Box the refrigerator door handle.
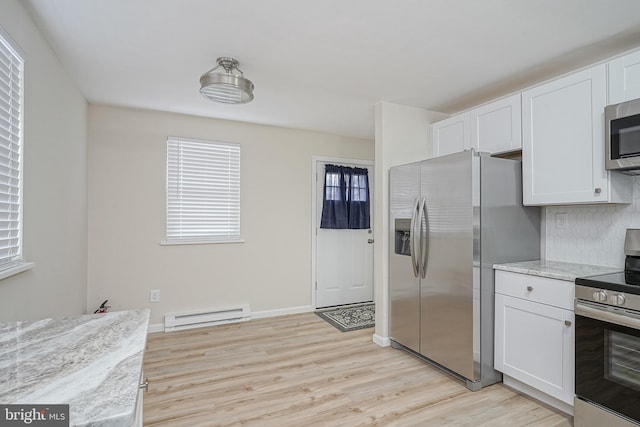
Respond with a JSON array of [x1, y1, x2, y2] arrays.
[[409, 197, 420, 278], [416, 198, 424, 278], [419, 197, 429, 279]]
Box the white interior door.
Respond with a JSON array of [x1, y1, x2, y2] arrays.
[[315, 161, 374, 308]]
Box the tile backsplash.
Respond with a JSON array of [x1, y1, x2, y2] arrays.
[[545, 176, 640, 268]]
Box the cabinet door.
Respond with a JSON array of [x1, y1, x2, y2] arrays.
[[470, 94, 522, 154], [522, 64, 607, 205], [431, 113, 470, 157], [609, 50, 640, 104], [495, 294, 574, 405]]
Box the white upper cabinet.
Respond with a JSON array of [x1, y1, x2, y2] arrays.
[[522, 63, 631, 205], [470, 94, 522, 154], [431, 112, 470, 157], [609, 50, 640, 104], [432, 95, 521, 158]]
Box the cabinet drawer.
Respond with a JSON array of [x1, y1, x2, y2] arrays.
[[495, 270, 574, 310]]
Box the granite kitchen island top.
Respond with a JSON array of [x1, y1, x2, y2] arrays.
[[493, 259, 622, 281], [0, 309, 149, 427]]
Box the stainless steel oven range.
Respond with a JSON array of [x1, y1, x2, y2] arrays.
[[574, 229, 640, 427]]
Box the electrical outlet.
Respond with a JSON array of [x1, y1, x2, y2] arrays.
[[149, 289, 160, 303], [556, 212, 569, 229]]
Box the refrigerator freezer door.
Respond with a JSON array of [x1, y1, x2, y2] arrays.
[[389, 163, 421, 353], [420, 151, 478, 381]]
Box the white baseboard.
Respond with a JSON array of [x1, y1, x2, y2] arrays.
[[251, 305, 314, 319], [373, 334, 391, 347], [502, 375, 573, 416], [148, 305, 314, 334], [148, 323, 164, 334]]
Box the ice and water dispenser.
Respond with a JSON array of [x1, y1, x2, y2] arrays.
[[394, 218, 412, 256]]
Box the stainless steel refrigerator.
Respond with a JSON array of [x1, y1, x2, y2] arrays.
[[389, 149, 540, 391]]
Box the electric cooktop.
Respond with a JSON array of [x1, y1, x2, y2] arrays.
[[575, 272, 640, 295]]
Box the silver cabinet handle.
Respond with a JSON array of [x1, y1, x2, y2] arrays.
[[526, 286, 533, 292], [367, 239, 374, 244], [595, 187, 602, 194], [139, 377, 149, 392], [564, 320, 572, 327]]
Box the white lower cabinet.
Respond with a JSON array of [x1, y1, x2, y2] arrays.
[[494, 271, 574, 408], [495, 294, 574, 404]]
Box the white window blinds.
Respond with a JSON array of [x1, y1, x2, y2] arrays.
[[0, 29, 24, 269], [166, 137, 241, 243]]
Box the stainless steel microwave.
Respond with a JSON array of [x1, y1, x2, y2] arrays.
[[606, 97, 640, 174]]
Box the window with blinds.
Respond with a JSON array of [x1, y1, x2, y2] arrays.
[[166, 137, 241, 243], [0, 28, 25, 272]]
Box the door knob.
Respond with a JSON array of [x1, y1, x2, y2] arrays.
[[368, 239, 374, 244]]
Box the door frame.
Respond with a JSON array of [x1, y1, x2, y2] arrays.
[[311, 155, 375, 309]]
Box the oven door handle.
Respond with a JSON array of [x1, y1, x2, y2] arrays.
[[576, 301, 640, 331]]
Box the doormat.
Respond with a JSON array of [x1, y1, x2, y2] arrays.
[[315, 303, 375, 332]]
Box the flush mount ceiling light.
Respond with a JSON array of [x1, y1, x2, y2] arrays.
[[199, 57, 254, 104]]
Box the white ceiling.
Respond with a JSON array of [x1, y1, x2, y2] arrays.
[[22, 0, 640, 140]]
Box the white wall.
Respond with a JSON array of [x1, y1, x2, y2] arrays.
[[0, 0, 88, 322], [373, 102, 447, 344], [545, 176, 640, 267], [87, 105, 373, 326]]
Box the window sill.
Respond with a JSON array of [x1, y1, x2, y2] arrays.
[[0, 261, 34, 281], [160, 239, 245, 246]]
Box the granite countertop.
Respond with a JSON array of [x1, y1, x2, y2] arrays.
[[493, 260, 622, 282], [0, 309, 149, 427]]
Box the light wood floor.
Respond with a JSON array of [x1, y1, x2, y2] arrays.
[[143, 313, 572, 426]]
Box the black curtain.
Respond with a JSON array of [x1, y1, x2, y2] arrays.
[[320, 164, 370, 229]]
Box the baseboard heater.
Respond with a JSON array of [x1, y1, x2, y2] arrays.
[[164, 305, 251, 332]]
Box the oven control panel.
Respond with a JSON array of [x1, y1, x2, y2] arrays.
[[591, 290, 627, 305], [577, 285, 640, 311]]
